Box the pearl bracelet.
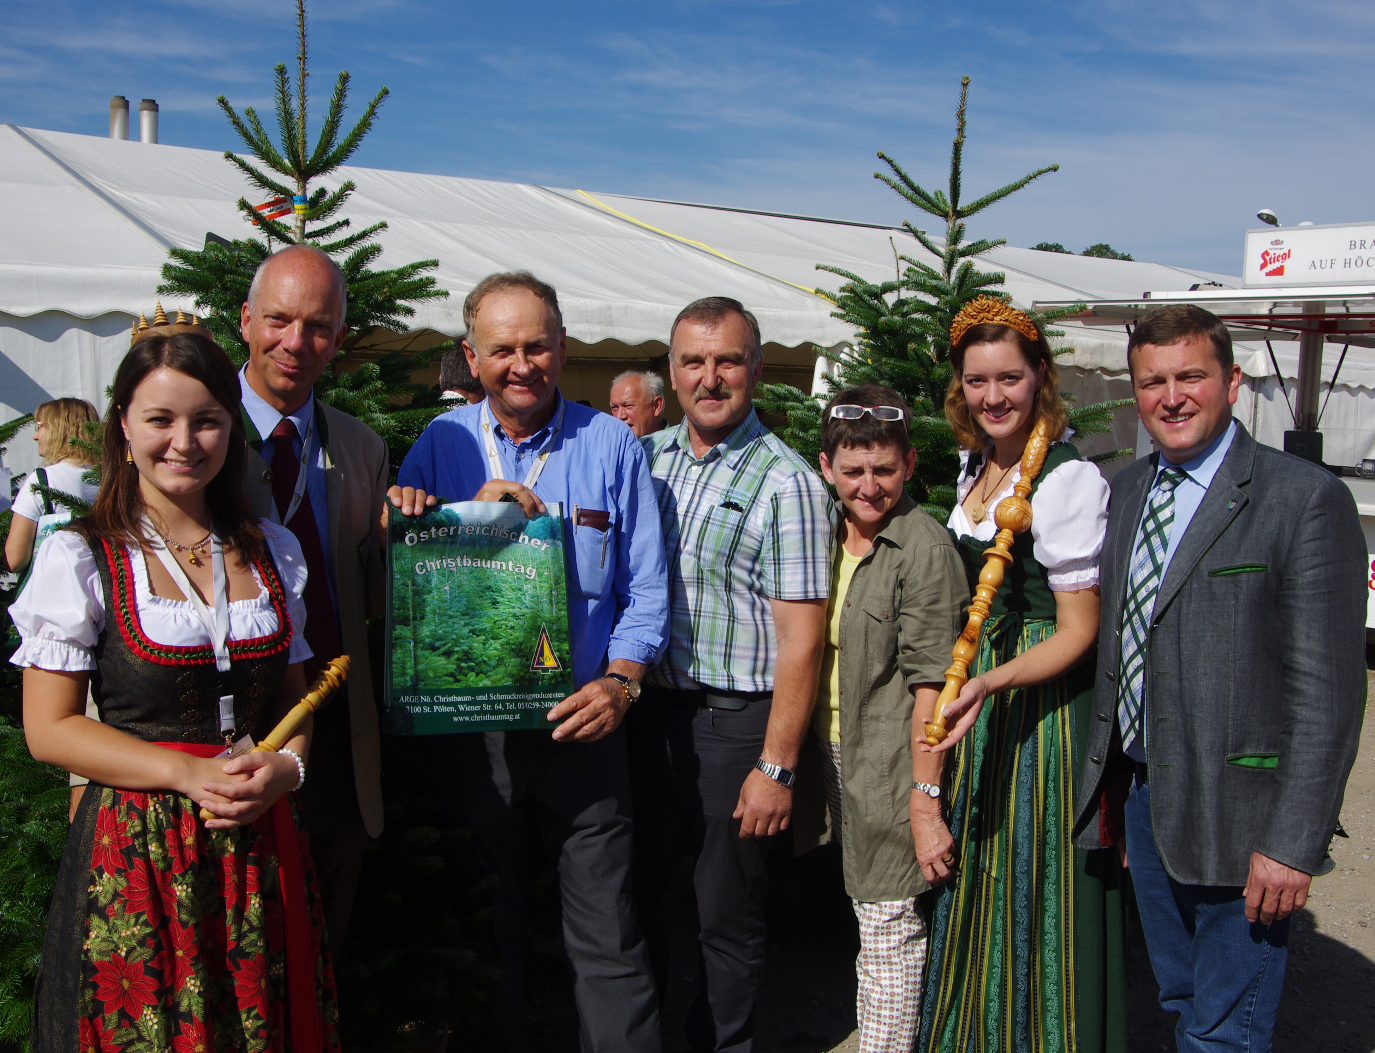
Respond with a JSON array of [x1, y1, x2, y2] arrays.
[[280, 748, 306, 791]]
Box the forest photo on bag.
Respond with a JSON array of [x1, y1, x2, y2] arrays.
[[385, 502, 573, 735]]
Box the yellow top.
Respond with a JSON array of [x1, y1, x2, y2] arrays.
[[813, 544, 865, 744]]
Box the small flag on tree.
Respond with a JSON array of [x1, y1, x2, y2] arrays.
[[251, 196, 292, 223]]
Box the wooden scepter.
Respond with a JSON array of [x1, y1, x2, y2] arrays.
[[199, 655, 350, 820], [923, 418, 1054, 746]]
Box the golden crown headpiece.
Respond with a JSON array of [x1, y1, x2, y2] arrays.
[[949, 296, 1040, 349], [130, 303, 213, 348]]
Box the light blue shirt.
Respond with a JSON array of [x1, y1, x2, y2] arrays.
[[238, 370, 337, 608], [1123, 418, 1237, 759], [397, 392, 670, 689], [1151, 419, 1237, 575]]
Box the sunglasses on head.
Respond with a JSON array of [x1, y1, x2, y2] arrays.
[[827, 404, 906, 422]]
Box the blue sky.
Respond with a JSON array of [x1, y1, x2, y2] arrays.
[[2, 0, 1372, 274]]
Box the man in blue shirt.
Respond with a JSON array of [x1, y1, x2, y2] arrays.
[[391, 271, 668, 1053]]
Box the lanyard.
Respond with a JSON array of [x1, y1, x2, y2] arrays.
[[480, 399, 565, 492], [271, 411, 314, 528], [146, 525, 236, 738]]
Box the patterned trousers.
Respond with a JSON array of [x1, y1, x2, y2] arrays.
[[853, 898, 928, 1053], [820, 738, 929, 1052]]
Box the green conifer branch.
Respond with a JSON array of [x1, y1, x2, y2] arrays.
[[222, 153, 294, 200], [959, 165, 1059, 218], [272, 64, 304, 173], [948, 76, 969, 214], [315, 86, 389, 173], [874, 153, 946, 217]]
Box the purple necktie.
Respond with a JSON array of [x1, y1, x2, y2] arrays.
[[269, 416, 341, 682]]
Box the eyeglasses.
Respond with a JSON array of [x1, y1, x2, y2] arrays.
[[827, 404, 906, 422]]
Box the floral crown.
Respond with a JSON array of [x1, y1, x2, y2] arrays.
[[949, 296, 1039, 349]]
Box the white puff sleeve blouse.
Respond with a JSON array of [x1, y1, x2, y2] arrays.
[[947, 445, 1110, 592], [10, 523, 313, 671]]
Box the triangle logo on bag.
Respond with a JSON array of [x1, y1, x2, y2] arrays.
[[530, 627, 562, 672]]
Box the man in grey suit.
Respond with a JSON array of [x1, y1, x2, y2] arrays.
[[1074, 304, 1366, 1052], [240, 244, 390, 950]]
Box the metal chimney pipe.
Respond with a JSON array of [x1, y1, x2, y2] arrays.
[[138, 99, 158, 144], [109, 96, 129, 140]]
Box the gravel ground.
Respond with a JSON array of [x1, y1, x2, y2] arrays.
[[507, 677, 1375, 1053]]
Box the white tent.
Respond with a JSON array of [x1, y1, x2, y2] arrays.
[[3, 124, 1371, 478]]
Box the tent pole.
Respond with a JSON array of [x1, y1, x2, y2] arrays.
[[1293, 302, 1325, 432]]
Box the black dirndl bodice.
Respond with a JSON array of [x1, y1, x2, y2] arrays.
[[87, 535, 293, 743]]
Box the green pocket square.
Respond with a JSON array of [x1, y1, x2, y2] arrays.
[[1227, 753, 1279, 769], [1208, 563, 1270, 577]]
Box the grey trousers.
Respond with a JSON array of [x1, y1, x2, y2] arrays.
[[629, 689, 774, 1053], [430, 725, 660, 1053]]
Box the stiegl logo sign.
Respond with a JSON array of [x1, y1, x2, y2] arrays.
[[1244, 223, 1375, 287]]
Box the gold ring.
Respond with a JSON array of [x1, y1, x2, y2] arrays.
[[941, 855, 954, 864]]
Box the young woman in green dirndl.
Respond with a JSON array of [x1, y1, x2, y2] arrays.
[[917, 297, 1128, 1053]]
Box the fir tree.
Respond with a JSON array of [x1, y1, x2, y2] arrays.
[[757, 76, 1130, 513], [157, 0, 451, 471]]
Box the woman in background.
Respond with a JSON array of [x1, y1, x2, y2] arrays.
[[5, 397, 101, 573]]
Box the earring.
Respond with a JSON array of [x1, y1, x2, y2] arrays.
[[126, 448, 134, 464]]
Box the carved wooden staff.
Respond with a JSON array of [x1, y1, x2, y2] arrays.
[[199, 655, 350, 820], [924, 418, 1054, 746]]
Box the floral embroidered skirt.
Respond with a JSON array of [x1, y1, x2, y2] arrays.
[[32, 783, 340, 1053]]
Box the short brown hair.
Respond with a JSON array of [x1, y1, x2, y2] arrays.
[[34, 398, 100, 467], [463, 271, 562, 336], [439, 347, 481, 393], [821, 385, 911, 459], [670, 297, 762, 369], [77, 333, 265, 561], [1128, 304, 1233, 372], [945, 321, 1068, 450]]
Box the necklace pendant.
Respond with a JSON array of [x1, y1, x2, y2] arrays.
[[968, 500, 986, 524], [188, 553, 201, 566]]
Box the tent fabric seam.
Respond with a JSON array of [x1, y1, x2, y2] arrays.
[[6, 124, 174, 252]]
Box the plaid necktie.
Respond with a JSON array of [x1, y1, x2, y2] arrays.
[[1117, 466, 1187, 754]]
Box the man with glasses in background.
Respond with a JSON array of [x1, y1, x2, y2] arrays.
[[630, 296, 833, 1053]]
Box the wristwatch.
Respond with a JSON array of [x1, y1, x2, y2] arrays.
[[754, 758, 796, 788], [604, 672, 641, 704], [911, 781, 942, 799]]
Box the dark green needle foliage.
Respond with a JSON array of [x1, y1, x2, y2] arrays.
[[757, 77, 1130, 516], [0, 414, 70, 1050], [157, 0, 450, 473]]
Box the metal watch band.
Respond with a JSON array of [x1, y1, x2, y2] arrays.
[[911, 781, 941, 799], [754, 758, 796, 788]]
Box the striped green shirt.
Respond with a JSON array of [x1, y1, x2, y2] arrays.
[[645, 411, 836, 693]]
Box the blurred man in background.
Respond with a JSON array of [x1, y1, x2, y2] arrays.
[[609, 369, 666, 437]]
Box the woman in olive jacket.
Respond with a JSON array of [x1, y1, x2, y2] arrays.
[[811, 384, 969, 1053]]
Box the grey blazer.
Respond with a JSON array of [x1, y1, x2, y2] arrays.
[[244, 400, 390, 838], [1073, 423, 1367, 885]]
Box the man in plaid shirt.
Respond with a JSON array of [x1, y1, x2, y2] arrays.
[[630, 296, 834, 1053]]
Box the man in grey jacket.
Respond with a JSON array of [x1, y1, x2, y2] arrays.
[[1073, 304, 1366, 1052]]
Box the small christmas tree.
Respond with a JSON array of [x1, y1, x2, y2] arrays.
[[157, 0, 451, 471], [758, 77, 1129, 513]]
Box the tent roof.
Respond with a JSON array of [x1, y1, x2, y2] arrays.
[[4, 124, 1370, 387], [0, 125, 848, 348]]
